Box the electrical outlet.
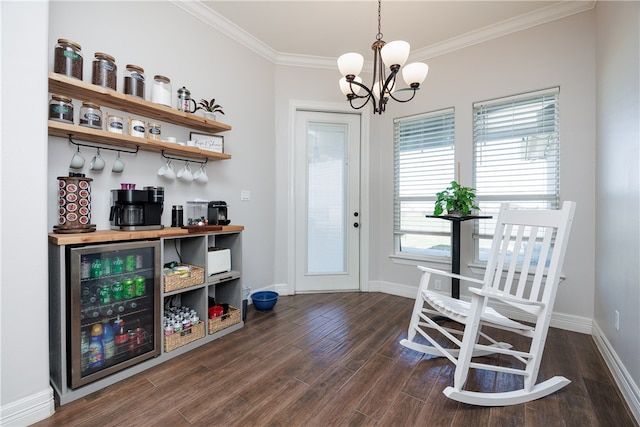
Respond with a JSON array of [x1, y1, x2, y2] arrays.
[[434, 279, 442, 290], [615, 310, 620, 331]]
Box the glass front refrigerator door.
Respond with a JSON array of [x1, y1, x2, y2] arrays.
[[68, 240, 161, 389]]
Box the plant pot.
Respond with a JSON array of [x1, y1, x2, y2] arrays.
[[203, 111, 217, 121]]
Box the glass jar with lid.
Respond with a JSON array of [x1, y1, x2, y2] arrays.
[[150, 75, 171, 107], [79, 102, 103, 129], [54, 39, 83, 80], [147, 122, 161, 140], [48, 94, 74, 124], [91, 52, 117, 90], [124, 64, 145, 98]]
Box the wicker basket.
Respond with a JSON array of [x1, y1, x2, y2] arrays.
[[163, 264, 204, 292], [208, 306, 241, 335], [164, 321, 205, 352]]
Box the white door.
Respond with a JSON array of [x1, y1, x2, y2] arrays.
[[294, 111, 361, 292]]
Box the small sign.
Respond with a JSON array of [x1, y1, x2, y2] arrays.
[[190, 132, 224, 153]]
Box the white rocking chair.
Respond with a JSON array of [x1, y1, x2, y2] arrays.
[[400, 201, 576, 406]]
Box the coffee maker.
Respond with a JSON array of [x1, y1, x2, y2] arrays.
[[109, 186, 164, 230]]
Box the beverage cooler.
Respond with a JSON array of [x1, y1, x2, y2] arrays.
[[67, 240, 161, 388]]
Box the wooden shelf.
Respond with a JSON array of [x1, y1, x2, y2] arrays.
[[49, 72, 231, 133], [48, 120, 231, 161], [48, 225, 245, 246], [48, 72, 232, 161]]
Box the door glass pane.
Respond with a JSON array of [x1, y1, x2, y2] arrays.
[[306, 122, 348, 274]]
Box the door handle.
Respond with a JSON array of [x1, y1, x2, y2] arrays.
[[353, 222, 359, 228]]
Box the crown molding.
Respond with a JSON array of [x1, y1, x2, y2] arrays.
[[409, 0, 597, 62], [171, 0, 596, 70], [169, 0, 278, 63]]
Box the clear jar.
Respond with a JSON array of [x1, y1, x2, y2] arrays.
[[128, 117, 146, 138], [106, 114, 124, 134], [92, 52, 117, 90], [151, 75, 171, 106], [48, 94, 74, 124], [124, 64, 145, 98], [54, 39, 83, 80], [79, 102, 102, 129], [147, 122, 161, 140]]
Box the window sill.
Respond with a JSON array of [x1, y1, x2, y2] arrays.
[[389, 253, 451, 268]]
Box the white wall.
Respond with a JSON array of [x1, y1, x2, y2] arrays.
[[595, 0, 640, 409], [1, 1, 55, 425]]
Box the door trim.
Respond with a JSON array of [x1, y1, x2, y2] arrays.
[[287, 100, 371, 295]]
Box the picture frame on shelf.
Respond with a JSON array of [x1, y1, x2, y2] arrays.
[[190, 132, 224, 153]]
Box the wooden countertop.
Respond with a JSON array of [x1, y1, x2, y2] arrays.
[[48, 225, 244, 246]]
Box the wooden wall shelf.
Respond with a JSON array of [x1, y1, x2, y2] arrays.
[[48, 72, 232, 161]]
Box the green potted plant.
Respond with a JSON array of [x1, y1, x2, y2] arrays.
[[434, 180, 480, 216], [196, 98, 225, 120]]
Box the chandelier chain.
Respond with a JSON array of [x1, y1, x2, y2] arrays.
[[376, 0, 383, 41]]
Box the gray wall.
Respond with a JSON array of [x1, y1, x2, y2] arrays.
[[370, 11, 597, 325], [595, 0, 640, 402], [46, 1, 277, 293], [1, 1, 639, 424], [1, 1, 53, 424]]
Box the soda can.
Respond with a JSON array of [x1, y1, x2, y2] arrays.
[[113, 257, 124, 274], [81, 258, 91, 279], [125, 255, 136, 272], [102, 257, 112, 275], [136, 254, 144, 269], [134, 276, 146, 297], [123, 279, 136, 299], [98, 284, 111, 305], [111, 281, 123, 301], [91, 258, 103, 278]]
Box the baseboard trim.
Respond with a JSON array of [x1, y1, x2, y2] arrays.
[[592, 322, 640, 424], [0, 387, 54, 426]]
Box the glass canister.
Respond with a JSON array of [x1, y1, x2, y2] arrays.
[[54, 38, 83, 80], [92, 52, 117, 90], [48, 94, 74, 124], [79, 102, 103, 129], [124, 64, 145, 98], [147, 122, 161, 140], [128, 117, 146, 138], [106, 114, 124, 134], [151, 75, 171, 106]]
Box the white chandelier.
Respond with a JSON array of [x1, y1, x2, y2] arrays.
[[337, 0, 429, 115]]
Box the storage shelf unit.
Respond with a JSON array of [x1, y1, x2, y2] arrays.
[[49, 227, 243, 404], [47, 72, 231, 161]]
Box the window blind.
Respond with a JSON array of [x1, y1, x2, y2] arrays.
[[394, 108, 455, 256], [473, 88, 560, 261]]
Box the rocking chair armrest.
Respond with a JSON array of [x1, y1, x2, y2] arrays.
[[469, 287, 545, 307], [417, 265, 485, 286]]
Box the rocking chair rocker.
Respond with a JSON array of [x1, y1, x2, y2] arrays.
[[400, 201, 576, 406]]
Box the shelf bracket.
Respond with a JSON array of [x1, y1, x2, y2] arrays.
[[161, 150, 208, 166], [68, 134, 139, 155]]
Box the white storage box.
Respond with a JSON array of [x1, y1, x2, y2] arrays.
[[208, 247, 231, 275]]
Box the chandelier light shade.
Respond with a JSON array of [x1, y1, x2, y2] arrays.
[[337, 0, 429, 114]]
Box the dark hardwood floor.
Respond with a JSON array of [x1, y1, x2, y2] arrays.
[[34, 292, 637, 427]]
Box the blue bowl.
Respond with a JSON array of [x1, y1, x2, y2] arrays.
[[251, 291, 279, 311]]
